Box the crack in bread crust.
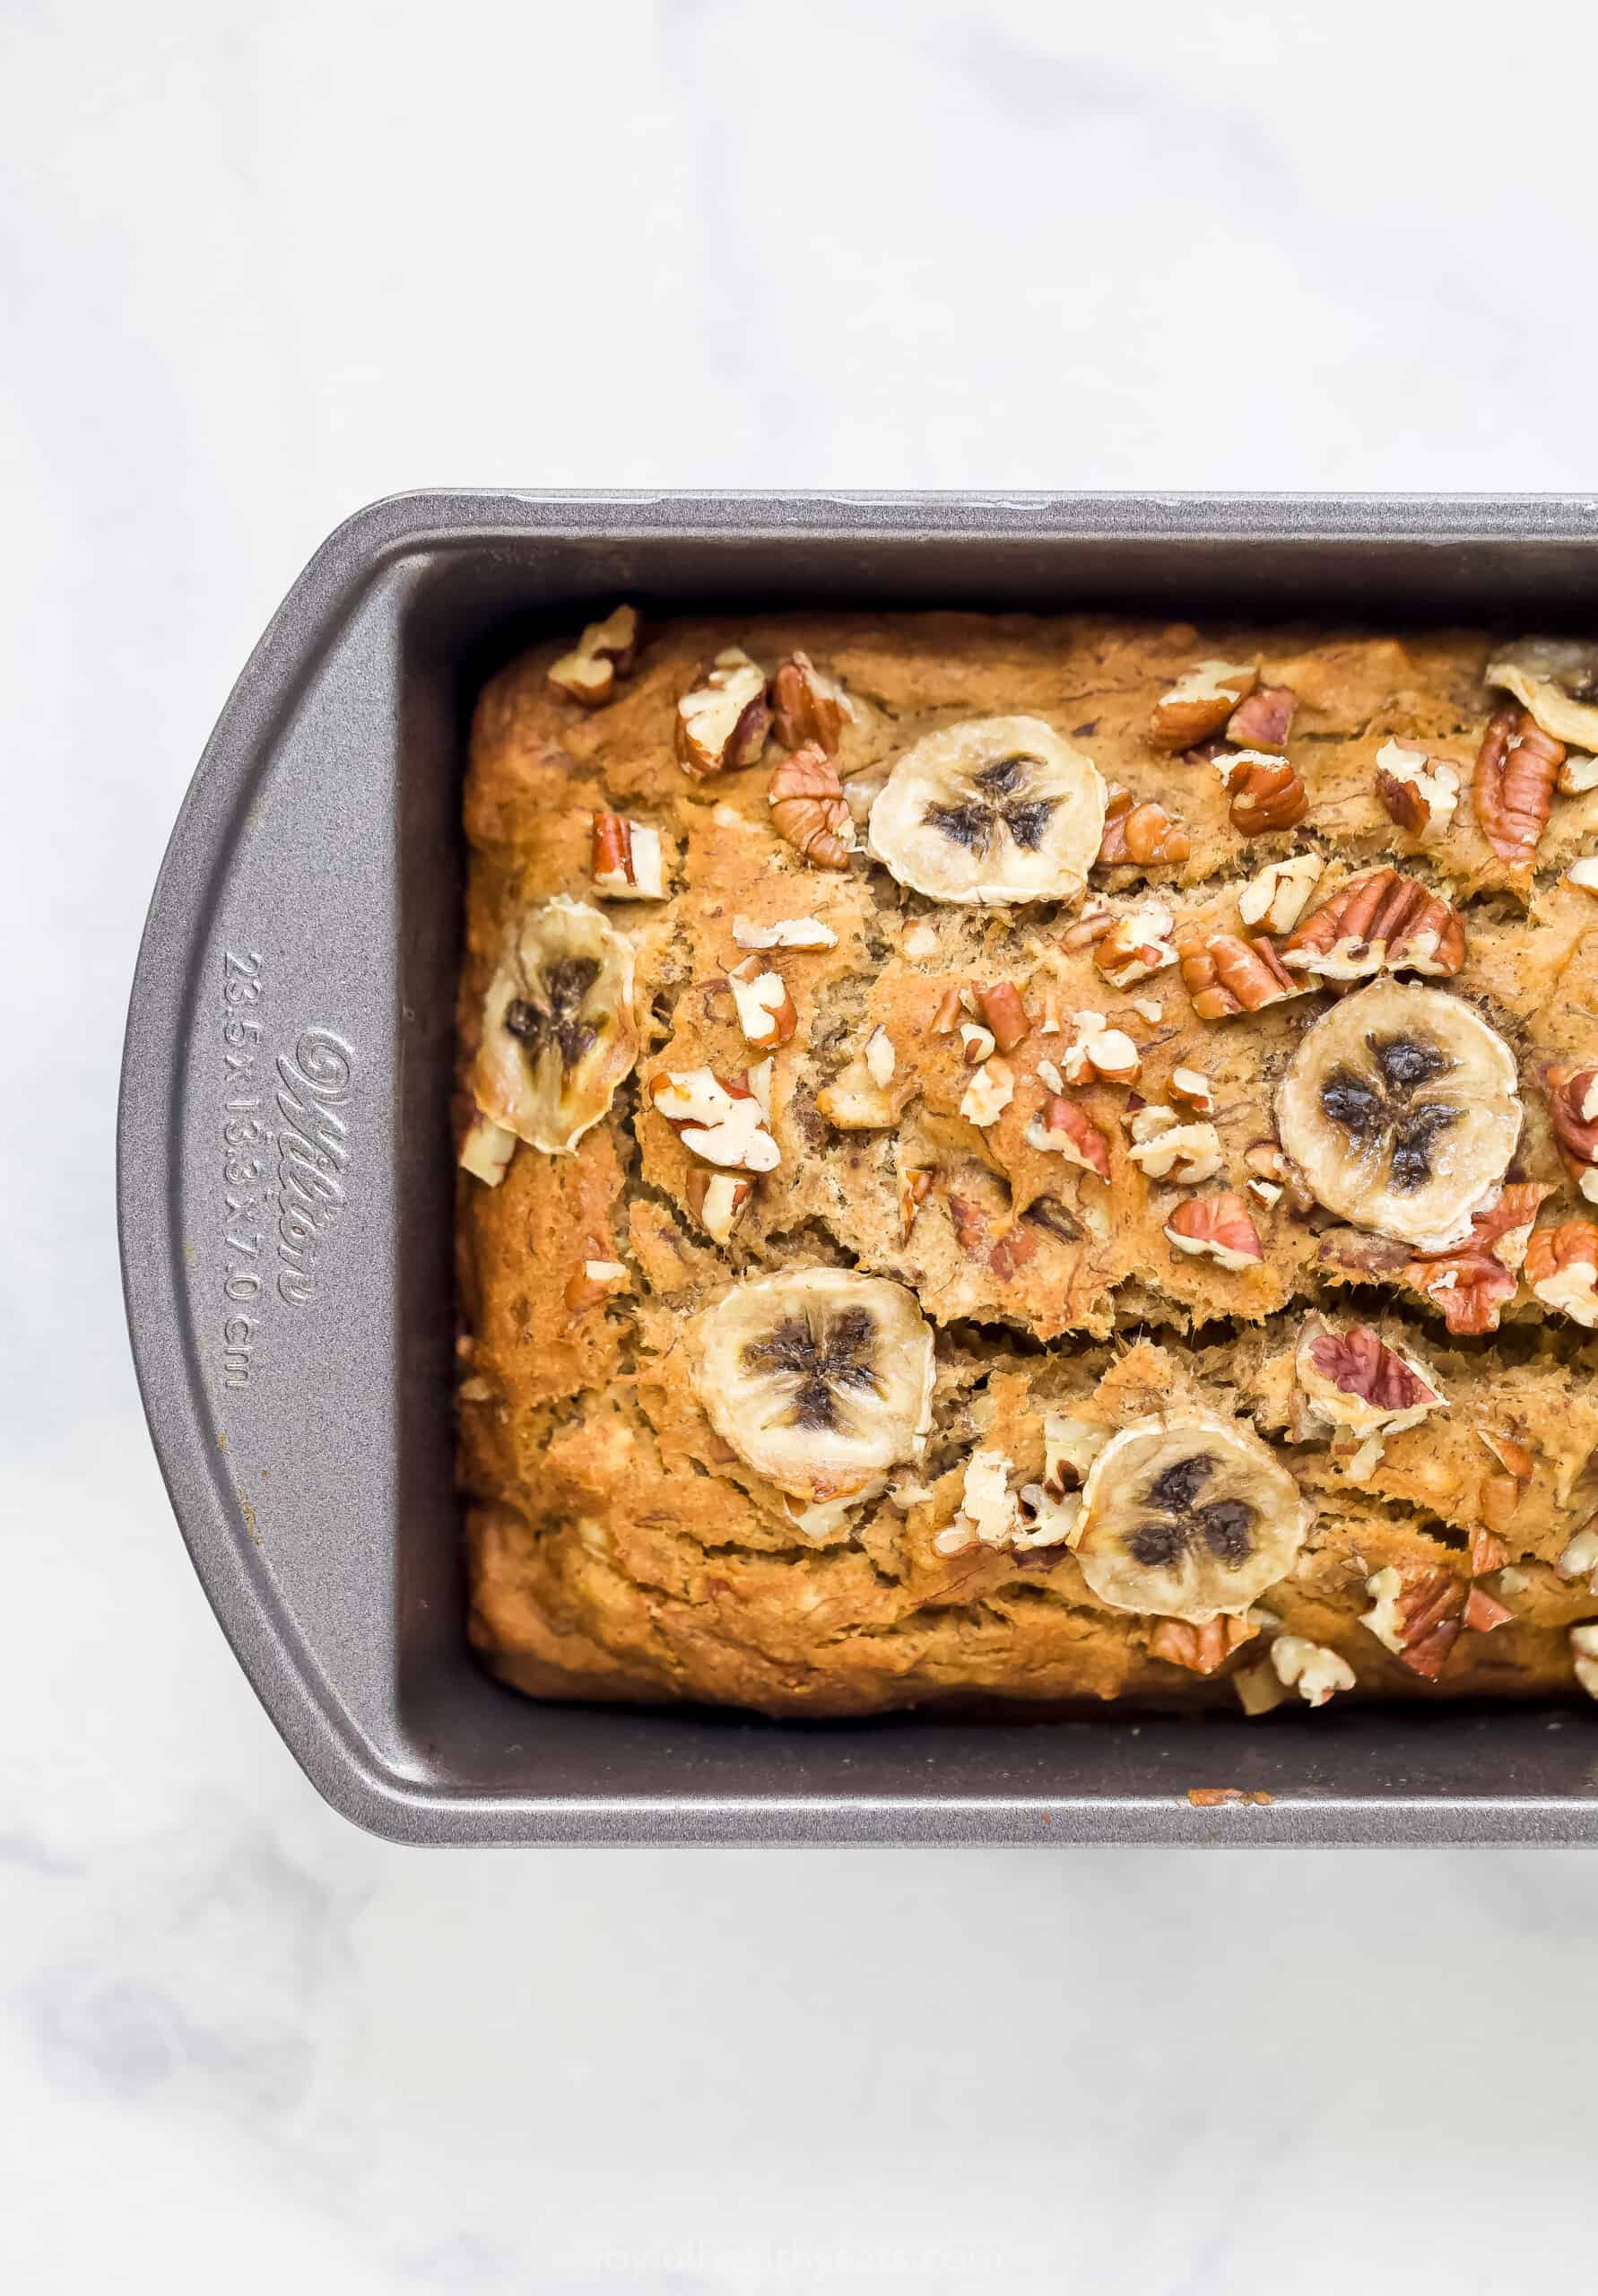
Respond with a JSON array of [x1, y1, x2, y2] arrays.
[[458, 612, 1598, 1717]]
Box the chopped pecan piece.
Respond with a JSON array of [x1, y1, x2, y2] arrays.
[[726, 957, 798, 1048], [960, 1058, 1014, 1129], [1237, 851, 1323, 934], [1544, 1065, 1598, 1205], [1128, 1108, 1224, 1186], [988, 1223, 1040, 1282], [563, 1256, 630, 1311], [1375, 741, 1460, 842], [458, 1110, 517, 1187], [1524, 1217, 1598, 1326], [1476, 1427, 1533, 1535], [1361, 1562, 1467, 1679], [1319, 1184, 1550, 1335], [1472, 705, 1562, 866], [731, 913, 837, 950], [766, 744, 855, 868], [591, 811, 667, 900], [684, 1166, 755, 1244], [1270, 1634, 1356, 1707], [1149, 1614, 1259, 1674], [1215, 748, 1309, 837], [1059, 1011, 1140, 1085], [1093, 902, 1178, 988], [977, 981, 1031, 1054], [1058, 909, 1116, 952], [1572, 1624, 1598, 1700], [1469, 1527, 1511, 1576], [1177, 928, 1301, 1020], [650, 1067, 779, 1171], [1225, 683, 1295, 752], [898, 1165, 936, 1241], [769, 650, 855, 753], [1463, 1584, 1514, 1634], [547, 604, 641, 706], [946, 1192, 989, 1251], [1559, 1525, 1598, 1588], [1479, 1475, 1524, 1536], [675, 648, 770, 777], [1169, 1066, 1215, 1116], [1097, 789, 1191, 867], [1164, 1191, 1264, 1270], [1280, 867, 1465, 981], [1023, 1093, 1111, 1178], [1150, 659, 1257, 750]]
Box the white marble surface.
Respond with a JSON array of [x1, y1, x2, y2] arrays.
[[5, 1, 1598, 2288]]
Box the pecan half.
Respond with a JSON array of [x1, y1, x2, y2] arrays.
[[767, 743, 855, 868], [1150, 660, 1257, 750], [1545, 1064, 1598, 1204], [675, 648, 770, 777], [1375, 741, 1460, 842], [1023, 1093, 1111, 1178], [1177, 928, 1302, 1020], [1097, 789, 1191, 867], [1215, 749, 1309, 837], [769, 651, 855, 753], [1524, 1217, 1598, 1326], [1298, 1321, 1441, 1427], [1361, 1562, 1467, 1679], [1472, 705, 1562, 866], [1225, 683, 1295, 752], [1279, 867, 1464, 981], [1164, 1191, 1264, 1270], [547, 604, 641, 706], [1149, 1614, 1259, 1674]]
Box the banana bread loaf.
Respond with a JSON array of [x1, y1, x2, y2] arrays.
[[455, 609, 1598, 1716]]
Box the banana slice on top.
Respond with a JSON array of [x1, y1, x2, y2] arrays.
[[868, 716, 1107, 906], [1075, 1411, 1312, 1622], [472, 895, 639, 1154], [1486, 638, 1598, 752], [694, 1268, 936, 1503], [1275, 979, 1521, 1253]]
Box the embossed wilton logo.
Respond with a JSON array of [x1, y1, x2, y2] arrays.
[[274, 1028, 353, 1306]]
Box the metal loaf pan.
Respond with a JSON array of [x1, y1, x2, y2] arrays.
[[118, 491, 1598, 1845]]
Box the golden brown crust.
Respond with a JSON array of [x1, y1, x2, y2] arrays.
[[456, 612, 1598, 1717]]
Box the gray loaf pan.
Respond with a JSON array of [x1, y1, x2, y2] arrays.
[[118, 490, 1598, 1845]]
